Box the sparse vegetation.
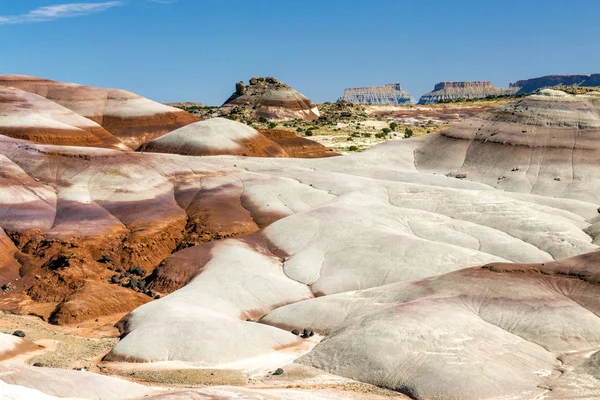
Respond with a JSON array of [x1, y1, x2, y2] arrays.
[[404, 128, 414, 138]]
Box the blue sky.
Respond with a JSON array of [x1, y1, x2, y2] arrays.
[[1, 0, 599, 105]]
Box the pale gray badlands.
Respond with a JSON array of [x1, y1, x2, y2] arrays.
[[1, 74, 600, 399]]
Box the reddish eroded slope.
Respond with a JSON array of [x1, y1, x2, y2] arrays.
[[258, 129, 339, 158], [0, 137, 323, 324], [0, 87, 128, 150], [0, 75, 198, 149]]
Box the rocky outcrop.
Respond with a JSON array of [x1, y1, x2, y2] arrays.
[[338, 83, 415, 104], [219, 77, 319, 121], [510, 73, 600, 94], [0, 75, 198, 149], [418, 81, 517, 104]]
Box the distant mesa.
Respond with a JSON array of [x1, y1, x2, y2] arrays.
[[418, 81, 517, 104], [0, 75, 198, 149], [139, 117, 338, 158], [510, 73, 600, 94], [338, 83, 415, 105], [219, 77, 320, 121]]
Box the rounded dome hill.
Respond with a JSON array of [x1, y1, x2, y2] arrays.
[[219, 77, 320, 122], [138, 117, 337, 158]]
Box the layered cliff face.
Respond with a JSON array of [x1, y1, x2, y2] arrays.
[[0, 75, 198, 149], [510, 73, 600, 94], [418, 81, 517, 104], [338, 83, 415, 104], [219, 77, 320, 121]]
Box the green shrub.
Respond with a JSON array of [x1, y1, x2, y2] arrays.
[[348, 145, 358, 151], [305, 131, 313, 137], [382, 128, 392, 134], [404, 128, 414, 138], [268, 122, 277, 129], [258, 117, 268, 123], [389, 122, 398, 131], [374, 132, 387, 139], [296, 127, 304, 132]]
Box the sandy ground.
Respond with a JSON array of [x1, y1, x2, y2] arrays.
[[0, 312, 119, 371]]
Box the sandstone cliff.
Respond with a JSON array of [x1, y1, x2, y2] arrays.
[[418, 81, 517, 104], [510, 73, 600, 94], [338, 83, 415, 104]]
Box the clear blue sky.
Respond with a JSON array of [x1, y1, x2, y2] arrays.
[[1, 0, 599, 105]]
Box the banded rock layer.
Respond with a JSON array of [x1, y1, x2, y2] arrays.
[[415, 89, 600, 202], [418, 81, 517, 104], [0, 86, 128, 150], [0, 75, 198, 149], [338, 83, 415, 104]]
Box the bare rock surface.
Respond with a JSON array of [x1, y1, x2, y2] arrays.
[[263, 251, 600, 399]]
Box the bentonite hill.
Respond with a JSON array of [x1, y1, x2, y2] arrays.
[[2, 65, 600, 399]]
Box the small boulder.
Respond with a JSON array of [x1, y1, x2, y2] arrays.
[[291, 329, 300, 336], [129, 266, 146, 276], [12, 330, 25, 338], [272, 368, 284, 376], [110, 275, 119, 284]]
